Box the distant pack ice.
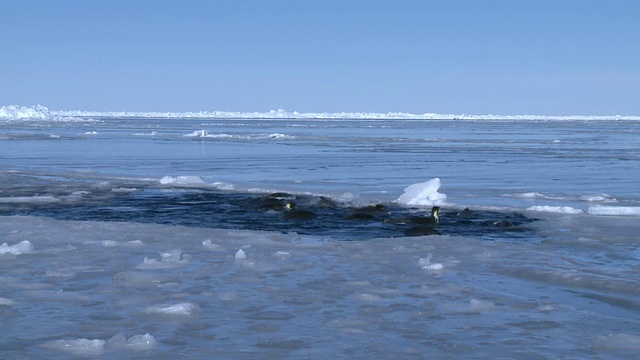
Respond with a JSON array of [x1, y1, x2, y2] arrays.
[[3, 105, 640, 121]]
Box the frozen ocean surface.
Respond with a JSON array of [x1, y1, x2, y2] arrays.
[[1, 105, 639, 359]]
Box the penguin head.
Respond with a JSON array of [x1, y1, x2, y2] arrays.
[[431, 206, 440, 223]]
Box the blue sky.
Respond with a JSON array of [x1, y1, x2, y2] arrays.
[[1, 0, 639, 115]]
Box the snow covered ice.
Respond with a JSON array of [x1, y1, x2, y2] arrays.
[[1, 106, 640, 358]]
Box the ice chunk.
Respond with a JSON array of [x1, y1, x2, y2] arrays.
[[2, 240, 34, 255], [184, 129, 209, 137], [588, 206, 640, 216], [235, 249, 247, 260], [526, 205, 583, 214], [0, 195, 60, 204], [0, 297, 14, 306], [516, 192, 545, 199], [469, 298, 496, 312], [105, 333, 128, 350], [137, 249, 190, 269], [418, 253, 443, 271], [579, 193, 617, 202], [127, 333, 157, 350], [160, 249, 182, 262], [42, 338, 106, 357], [272, 251, 291, 260], [145, 302, 200, 318], [159, 175, 205, 185], [396, 178, 447, 206], [110, 187, 139, 194], [101, 240, 118, 247]]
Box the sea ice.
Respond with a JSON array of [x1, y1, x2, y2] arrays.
[[579, 193, 617, 202], [137, 249, 190, 269], [126, 333, 158, 350], [516, 192, 545, 199], [159, 175, 205, 185], [0, 195, 60, 204], [396, 178, 447, 206], [418, 254, 444, 271], [42, 338, 106, 357], [272, 251, 291, 260], [145, 302, 200, 318], [107, 332, 158, 351], [588, 205, 640, 216], [0, 240, 34, 255], [202, 239, 223, 250], [526, 205, 583, 214], [0, 297, 14, 306]]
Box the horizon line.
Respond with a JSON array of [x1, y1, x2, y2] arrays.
[[1, 104, 639, 120]]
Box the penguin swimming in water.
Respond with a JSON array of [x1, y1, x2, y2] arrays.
[[384, 206, 440, 225], [456, 207, 473, 218], [344, 203, 388, 221], [257, 193, 296, 211]]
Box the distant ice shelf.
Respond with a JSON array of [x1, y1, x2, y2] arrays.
[[2, 105, 639, 121]]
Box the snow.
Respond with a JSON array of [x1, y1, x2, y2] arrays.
[[396, 177, 447, 206]]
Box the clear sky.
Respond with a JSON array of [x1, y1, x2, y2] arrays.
[[1, 0, 639, 115]]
